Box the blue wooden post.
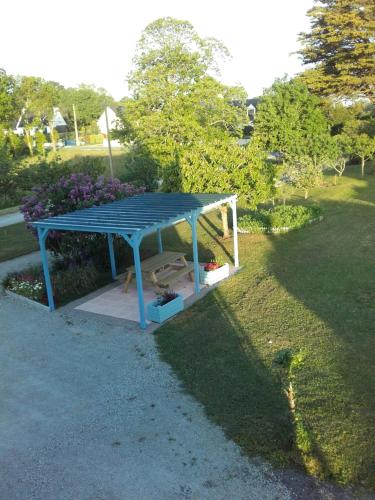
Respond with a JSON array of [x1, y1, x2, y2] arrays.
[[107, 233, 116, 280], [231, 197, 239, 268], [157, 228, 163, 254], [37, 227, 55, 311], [191, 213, 200, 295], [132, 235, 147, 330]]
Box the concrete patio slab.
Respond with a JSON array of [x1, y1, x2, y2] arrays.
[[75, 275, 197, 323]]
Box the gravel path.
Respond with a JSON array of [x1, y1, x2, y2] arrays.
[[0, 251, 43, 282], [0, 211, 23, 228], [0, 293, 293, 499], [0, 279, 361, 499]]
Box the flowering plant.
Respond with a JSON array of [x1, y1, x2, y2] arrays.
[[204, 262, 222, 272], [156, 289, 179, 306], [5, 270, 46, 303], [21, 173, 145, 262]]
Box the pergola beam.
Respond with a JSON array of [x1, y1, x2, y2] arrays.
[[36, 227, 55, 311]]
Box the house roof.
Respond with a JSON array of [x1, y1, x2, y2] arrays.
[[32, 192, 235, 236]]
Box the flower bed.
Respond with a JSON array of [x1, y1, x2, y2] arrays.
[[238, 205, 322, 234], [199, 262, 230, 285], [2, 260, 113, 308], [147, 291, 184, 323]]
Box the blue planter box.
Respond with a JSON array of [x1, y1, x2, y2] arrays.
[[147, 294, 184, 323]]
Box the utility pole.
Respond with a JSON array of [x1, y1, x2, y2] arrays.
[[72, 104, 79, 146], [104, 106, 114, 179]]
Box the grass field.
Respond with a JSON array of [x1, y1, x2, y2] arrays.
[[155, 166, 375, 491], [0, 222, 38, 262], [52, 146, 128, 178]]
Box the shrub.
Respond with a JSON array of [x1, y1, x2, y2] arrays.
[[21, 173, 144, 262], [238, 205, 322, 234], [14, 156, 106, 192], [82, 134, 103, 145], [119, 144, 159, 191]]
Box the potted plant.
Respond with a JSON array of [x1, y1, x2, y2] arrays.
[[199, 261, 230, 286], [146, 289, 184, 323]]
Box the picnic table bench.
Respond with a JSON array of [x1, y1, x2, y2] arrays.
[[124, 251, 194, 292]]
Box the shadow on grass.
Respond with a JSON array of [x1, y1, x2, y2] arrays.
[[264, 174, 375, 487], [156, 172, 375, 491], [157, 285, 299, 467]]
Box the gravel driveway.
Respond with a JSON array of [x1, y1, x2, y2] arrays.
[[0, 291, 358, 499]]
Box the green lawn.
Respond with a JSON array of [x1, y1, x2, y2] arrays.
[[0, 223, 38, 262], [52, 146, 128, 178], [155, 167, 375, 491]]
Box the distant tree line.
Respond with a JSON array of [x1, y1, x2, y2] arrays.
[[0, 70, 116, 157]]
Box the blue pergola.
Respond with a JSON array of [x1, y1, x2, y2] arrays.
[[33, 192, 239, 329]]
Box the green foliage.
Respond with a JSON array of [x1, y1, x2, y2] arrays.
[[6, 131, 28, 158], [273, 349, 293, 368], [351, 134, 375, 175], [59, 85, 114, 128], [82, 133, 103, 145], [0, 146, 17, 205], [253, 79, 333, 197], [17, 76, 62, 130], [119, 143, 159, 190], [0, 69, 19, 127], [118, 17, 253, 196], [12, 156, 106, 193], [298, 0, 375, 101], [34, 131, 46, 157], [238, 205, 322, 233], [180, 139, 275, 205]]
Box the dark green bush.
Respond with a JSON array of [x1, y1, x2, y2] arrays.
[[238, 205, 322, 233], [14, 156, 106, 192], [119, 143, 159, 191]]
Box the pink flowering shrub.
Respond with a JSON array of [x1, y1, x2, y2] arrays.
[[21, 173, 145, 263]]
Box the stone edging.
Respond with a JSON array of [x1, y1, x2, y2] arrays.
[[238, 216, 324, 234], [5, 289, 50, 311]]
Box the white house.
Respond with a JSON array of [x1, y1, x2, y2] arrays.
[[97, 107, 122, 147], [97, 107, 120, 134]]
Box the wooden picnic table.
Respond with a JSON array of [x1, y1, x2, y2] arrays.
[[124, 251, 194, 292]]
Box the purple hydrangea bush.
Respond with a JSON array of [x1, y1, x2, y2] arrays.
[[21, 173, 145, 263]]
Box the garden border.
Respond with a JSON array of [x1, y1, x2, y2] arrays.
[[5, 289, 50, 311], [238, 216, 324, 235]]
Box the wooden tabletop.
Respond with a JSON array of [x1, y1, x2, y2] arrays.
[[127, 251, 186, 274]]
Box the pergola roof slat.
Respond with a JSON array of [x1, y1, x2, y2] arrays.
[[32, 193, 235, 235]]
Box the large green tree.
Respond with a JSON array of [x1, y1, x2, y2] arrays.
[[118, 18, 275, 236], [59, 85, 114, 129], [253, 78, 333, 198], [17, 76, 62, 154], [119, 18, 248, 187], [298, 0, 375, 101], [0, 69, 19, 128]]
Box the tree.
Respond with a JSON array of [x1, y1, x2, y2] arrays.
[[327, 134, 353, 184], [59, 85, 114, 129], [0, 69, 19, 128], [17, 77, 62, 154], [298, 0, 375, 101], [180, 138, 275, 236], [118, 18, 258, 236], [351, 133, 375, 176], [252, 78, 333, 198]]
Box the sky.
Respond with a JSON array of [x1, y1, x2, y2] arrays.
[[1, 0, 313, 100]]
